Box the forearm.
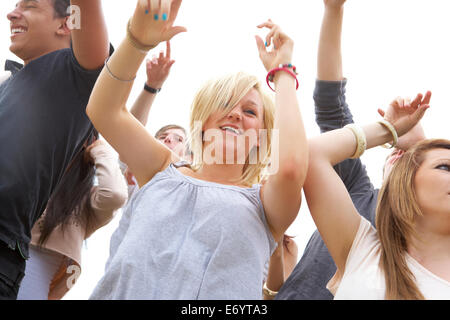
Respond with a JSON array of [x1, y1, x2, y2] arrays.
[[70, 0, 109, 69], [311, 122, 393, 166], [263, 73, 308, 239], [130, 89, 157, 126], [264, 245, 285, 300], [273, 73, 308, 177], [86, 39, 146, 129], [317, 6, 344, 81]]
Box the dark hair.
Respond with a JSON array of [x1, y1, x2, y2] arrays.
[[51, 0, 70, 18], [38, 129, 98, 245]]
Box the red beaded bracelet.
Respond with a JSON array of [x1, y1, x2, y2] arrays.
[[266, 64, 299, 92]]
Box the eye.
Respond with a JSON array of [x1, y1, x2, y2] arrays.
[[436, 164, 450, 171], [245, 109, 256, 116]]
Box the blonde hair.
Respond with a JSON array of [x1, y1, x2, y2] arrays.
[[189, 72, 275, 186], [376, 138, 450, 300]]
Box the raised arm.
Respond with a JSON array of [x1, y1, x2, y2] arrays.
[[315, 0, 351, 133], [304, 92, 431, 272], [86, 0, 186, 187], [255, 21, 308, 242], [318, 0, 346, 81], [130, 41, 175, 126], [314, 0, 379, 200], [70, 0, 109, 70]]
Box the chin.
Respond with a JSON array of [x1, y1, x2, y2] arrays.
[[9, 44, 25, 60]]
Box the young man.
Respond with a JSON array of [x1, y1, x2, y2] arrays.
[[275, 0, 426, 300], [0, 0, 109, 299]]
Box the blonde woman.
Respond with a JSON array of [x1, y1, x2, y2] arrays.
[[86, 0, 307, 299], [305, 92, 450, 299]]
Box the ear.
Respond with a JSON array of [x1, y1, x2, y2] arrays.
[[55, 17, 71, 37]]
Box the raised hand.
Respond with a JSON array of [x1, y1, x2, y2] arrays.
[[255, 20, 294, 72], [145, 41, 175, 89], [378, 91, 431, 137], [130, 0, 186, 48]]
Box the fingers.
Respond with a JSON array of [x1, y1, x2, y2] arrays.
[[160, 0, 171, 21], [414, 103, 430, 122], [147, 0, 171, 21], [149, 0, 160, 19], [421, 90, 432, 105], [165, 25, 187, 41], [168, 0, 182, 24], [257, 19, 278, 48], [410, 93, 423, 109], [264, 24, 281, 48], [165, 41, 171, 59], [255, 35, 267, 56], [258, 19, 291, 50], [377, 108, 385, 117]]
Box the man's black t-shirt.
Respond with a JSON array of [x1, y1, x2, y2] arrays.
[[0, 48, 102, 258]]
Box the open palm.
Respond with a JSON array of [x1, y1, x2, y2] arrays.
[[130, 0, 186, 47], [379, 91, 431, 137]]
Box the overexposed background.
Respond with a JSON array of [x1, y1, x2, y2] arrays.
[[0, 0, 448, 299]]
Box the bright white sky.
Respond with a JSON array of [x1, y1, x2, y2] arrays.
[[0, 0, 448, 300]]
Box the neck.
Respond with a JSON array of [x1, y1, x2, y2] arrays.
[[22, 42, 70, 65], [407, 222, 450, 280]]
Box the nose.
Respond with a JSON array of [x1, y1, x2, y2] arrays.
[[7, 7, 21, 22], [164, 135, 173, 144], [227, 107, 242, 121]]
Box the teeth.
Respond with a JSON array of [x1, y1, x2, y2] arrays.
[[221, 126, 240, 135], [11, 28, 26, 34]]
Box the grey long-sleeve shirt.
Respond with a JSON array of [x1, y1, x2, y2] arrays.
[[275, 80, 379, 300]]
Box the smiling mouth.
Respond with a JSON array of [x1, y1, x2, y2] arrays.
[[220, 126, 242, 136], [11, 27, 27, 36]]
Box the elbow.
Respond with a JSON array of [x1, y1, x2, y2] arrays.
[[94, 187, 128, 211], [86, 101, 96, 128], [107, 188, 128, 210], [276, 153, 309, 187], [86, 100, 96, 122]]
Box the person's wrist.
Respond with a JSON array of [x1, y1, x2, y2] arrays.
[[146, 80, 164, 89], [324, 4, 344, 13], [144, 82, 161, 94]]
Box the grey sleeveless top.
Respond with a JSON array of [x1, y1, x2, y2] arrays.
[[90, 162, 277, 300]]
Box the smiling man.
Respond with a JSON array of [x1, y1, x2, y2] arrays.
[[0, 0, 109, 299]]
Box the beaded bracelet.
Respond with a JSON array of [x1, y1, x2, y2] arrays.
[[377, 119, 398, 149], [344, 124, 367, 159], [266, 64, 299, 92]]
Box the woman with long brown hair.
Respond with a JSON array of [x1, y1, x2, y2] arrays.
[[304, 92, 450, 299]]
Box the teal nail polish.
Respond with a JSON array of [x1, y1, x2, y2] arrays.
[[265, 41, 268, 47], [162, 13, 167, 21], [145, 9, 149, 14], [154, 14, 159, 21]]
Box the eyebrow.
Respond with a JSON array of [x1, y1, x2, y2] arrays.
[[157, 133, 184, 140], [16, 0, 39, 7], [243, 100, 260, 107], [429, 158, 450, 165]]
